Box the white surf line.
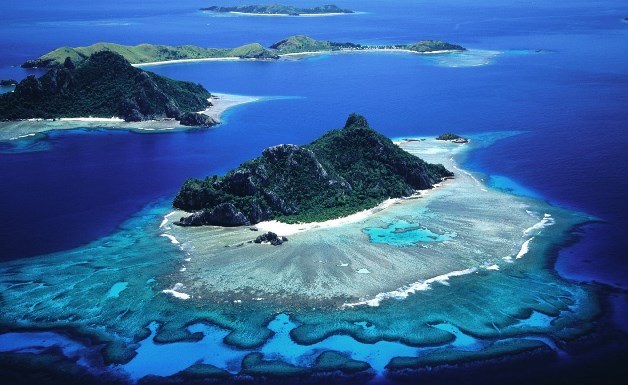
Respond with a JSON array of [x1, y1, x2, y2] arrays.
[[162, 283, 191, 300], [342, 268, 477, 308], [160, 211, 178, 229], [9, 133, 37, 140], [515, 237, 534, 259], [524, 213, 555, 236], [451, 162, 486, 190], [160, 234, 180, 245]]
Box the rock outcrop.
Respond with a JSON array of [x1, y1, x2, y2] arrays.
[[254, 232, 288, 246], [179, 112, 217, 127], [175, 203, 250, 227]]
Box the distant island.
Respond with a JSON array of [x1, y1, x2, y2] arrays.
[[22, 35, 466, 68], [436, 132, 469, 143], [0, 51, 214, 124], [173, 113, 453, 226], [0, 79, 17, 87], [200, 4, 354, 16]]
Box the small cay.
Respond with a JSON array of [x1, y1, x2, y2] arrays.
[[173, 114, 453, 226]]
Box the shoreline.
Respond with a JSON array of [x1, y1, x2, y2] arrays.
[[133, 56, 241, 67], [0, 133, 609, 382], [129, 48, 464, 67], [200, 93, 262, 123], [163, 134, 584, 304], [223, 11, 354, 17], [254, 186, 445, 236], [0, 92, 262, 142]]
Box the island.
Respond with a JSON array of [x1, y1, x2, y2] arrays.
[[0, 79, 17, 86], [173, 113, 453, 226], [436, 132, 469, 143], [0, 51, 215, 124], [200, 4, 354, 16], [22, 35, 466, 68]]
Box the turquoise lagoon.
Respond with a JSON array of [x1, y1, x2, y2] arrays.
[[363, 220, 456, 247], [1, 0, 627, 383]]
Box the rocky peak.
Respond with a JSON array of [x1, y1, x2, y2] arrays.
[[344, 113, 369, 129]]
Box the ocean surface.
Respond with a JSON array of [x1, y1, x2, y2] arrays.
[[0, 0, 627, 382]]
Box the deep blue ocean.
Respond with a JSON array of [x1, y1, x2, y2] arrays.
[[0, 0, 627, 291]]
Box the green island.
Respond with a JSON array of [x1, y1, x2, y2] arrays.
[[436, 132, 469, 143], [22, 35, 466, 68], [173, 113, 453, 226], [200, 4, 354, 16], [0, 51, 214, 124]]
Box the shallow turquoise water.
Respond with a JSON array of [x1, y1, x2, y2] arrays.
[[0, 0, 626, 382], [363, 220, 456, 247]]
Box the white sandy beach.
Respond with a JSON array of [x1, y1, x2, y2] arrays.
[[201, 93, 261, 123], [128, 47, 462, 67], [254, 187, 444, 236], [133, 57, 241, 68], [278, 48, 461, 60], [164, 136, 558, 304], [0, 93, 262, 141]]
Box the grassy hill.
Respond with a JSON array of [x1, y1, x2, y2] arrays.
[[22, 36, 465, 68]]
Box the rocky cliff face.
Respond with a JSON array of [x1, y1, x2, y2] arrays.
[[0, 51, 213, 123], [174, 114, 453, 226]]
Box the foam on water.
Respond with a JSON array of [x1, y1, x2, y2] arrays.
[[343, 268, 477, 308], [515, 237, 534, 259], [162, 283, 191, 300], [524, 213, 555, 236], [160, 234, 180, 245]]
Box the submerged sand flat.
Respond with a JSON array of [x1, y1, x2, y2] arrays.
[[164, 137, 550, 304]]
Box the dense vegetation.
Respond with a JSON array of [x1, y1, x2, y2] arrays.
[[174, 114, 453, 226], [270, 35, 360, 54], [436, 133, 462, 140], [23, 36, 464, 68], [406, 40, 465, 52], [200, 4, 354, 16], [0, 52, 211, 122]]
